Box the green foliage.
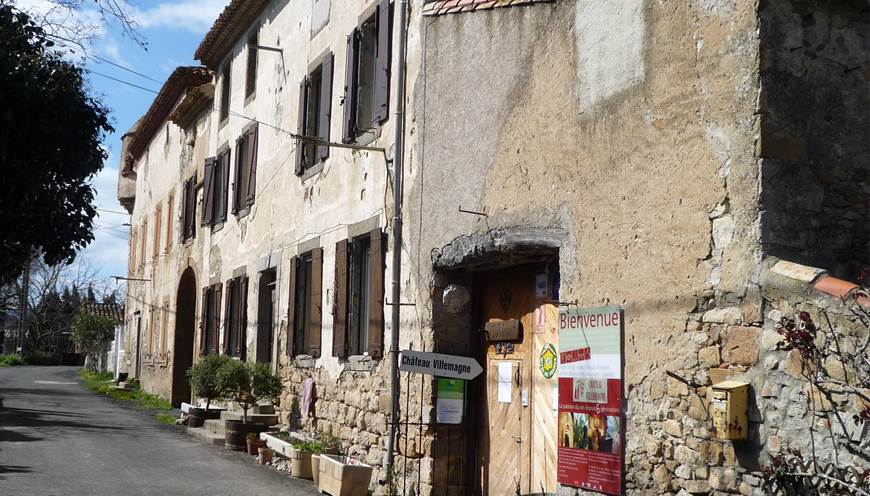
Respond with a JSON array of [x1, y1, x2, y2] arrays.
[[0, 354, 23, 367], [290, 439, 323, 454], [215, 359, 283, 423], [71, 313, 115, 356], [154, 413, 177, 426], [78, 369, 172, 410], [187, 354, 231, 410], [0, 5, 113, 284], [251, 362, 283, 404], [22, 350, 60, 365]]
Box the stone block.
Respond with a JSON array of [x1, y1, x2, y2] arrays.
[[675, 464, 693, 479], [682, 479, 711, 494], [783, 349, 808, 378], [722, 326, 760, 366], [760, 330, 784, 351], [688, 395, 708, 420], [708, 368, 740, 384], [664, 419, 683, 437], [703, 307, 743, 325], [698, 346, 721, 368]]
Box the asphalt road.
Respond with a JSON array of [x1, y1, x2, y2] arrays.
[[0, 366, 318, 496]]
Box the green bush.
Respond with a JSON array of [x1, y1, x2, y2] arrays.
[[187, 354, 232, 410], [22, 350, 59, 365], [0, 354, 23, 367], [216, 359, 283, 424]]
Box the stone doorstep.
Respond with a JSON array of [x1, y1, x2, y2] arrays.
[[187, 426, 226, 447], [204, 419, 225, 436], [220, 411, 279, 425]]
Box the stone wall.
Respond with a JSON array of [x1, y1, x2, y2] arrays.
[[758, 0, 870, 279]]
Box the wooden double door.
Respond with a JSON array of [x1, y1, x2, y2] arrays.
[[475, 267, 558, 495]]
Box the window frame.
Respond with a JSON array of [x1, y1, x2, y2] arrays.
[[295, 52, 334, 177], [288, 247, 323, 359], [223, 274, 248, 359], [245, 28, 258, 100], [219, 61, 231, 125]]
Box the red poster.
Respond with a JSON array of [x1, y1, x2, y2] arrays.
[[557, 306, 623, 495]]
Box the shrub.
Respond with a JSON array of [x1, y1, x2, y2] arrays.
[[187, 354, 231, 411], [216, 360, 283, 424], [0, 354, 23, 367]]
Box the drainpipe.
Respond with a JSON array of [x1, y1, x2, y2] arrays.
[[385, 0, 408, 491]]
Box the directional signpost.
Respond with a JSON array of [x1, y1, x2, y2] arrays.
[[398, 350, 483, 380]]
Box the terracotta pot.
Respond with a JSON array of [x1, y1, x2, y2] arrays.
[[258, 447, 274, 464], [247, 438, 266, 455], [225, 420, 267, 451]]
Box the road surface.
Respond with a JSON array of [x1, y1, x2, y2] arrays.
[[0, 366, 318, 496]]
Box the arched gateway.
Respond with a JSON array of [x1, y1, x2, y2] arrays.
[[171, 267, 197, 406]]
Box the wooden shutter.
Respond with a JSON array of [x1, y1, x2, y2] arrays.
[[295, 78, 307, 176], [245, 127, 258, 206], [224, 279, 235, 355], [201, 158, 215, 226], [309, 247, 323, 358], [200, 287, 209, 354], [374, 0, 392, 124], [239, 276, 248, 360], [180, 180, 189, 242], [368, 228, 385, 359], [317, 53, 333, 162], [219, 149, 230, 222], [287, 256, 297, 356], [333, 239, 348, 359], [232, 138, 243, 214], [342, 33, 358, 144], [212, 284, 222, 354]]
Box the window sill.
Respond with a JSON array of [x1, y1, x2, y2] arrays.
[[234, 206, 252, 220], [344, 354, 375, 372], [211, 221, 225, 234], [354, 125, 383, 148], [300, 162, 324, 181], [293, 355, 316, 368]]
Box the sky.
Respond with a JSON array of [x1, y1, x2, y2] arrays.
[[15, 0, 227, 291]]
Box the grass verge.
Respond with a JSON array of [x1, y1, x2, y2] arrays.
[[78, 369, 177, 423], [0, 354, 24, 367]]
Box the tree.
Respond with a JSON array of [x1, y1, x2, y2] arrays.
[[0, 4, 113, 285], [217, 361, 283, 424], [71, 313, 116, 372], [187, 354, 232, 412]]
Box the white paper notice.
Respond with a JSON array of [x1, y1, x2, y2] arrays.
[[552, 384, 559, 418], [497, 362, 512, 403]]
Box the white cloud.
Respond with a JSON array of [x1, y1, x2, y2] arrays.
[[133, 0, 227, 34], [77, 164, 131, 283]]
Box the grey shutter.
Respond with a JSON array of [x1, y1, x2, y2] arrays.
[[287, 256, 297, 356], [317, 53, 333, 162], [333, 240, 348, 359], [374, 0, 392, 124], [295, 78, 307, 176], [342, 33, 358, 144], [368, 228, 384, 359], [245, 127, 258, 205], [239, 276, 248, 359], [200, 287, 209, 354], [212, 284, 222, 354], [201, 158, 215, 226], [309, 247, 323, 358]]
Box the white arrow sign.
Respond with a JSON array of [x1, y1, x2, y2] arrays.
[[399, 350, 483, 380]]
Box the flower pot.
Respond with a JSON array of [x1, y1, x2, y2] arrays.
[[187, 406, 222, 428], [258, 447, 274, 464], [289, 447, 313, 479], [247, 438, 266, 456], [224, 420, 267, 451], [318, 454, 373, 496], [311, 454, 321, 486]]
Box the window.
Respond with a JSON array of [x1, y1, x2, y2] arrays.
[[181, 175, 197, 242], [220, 62, 231, 123], [129, 227, 137, 275], [246, 30, 258, 98], [288, 248, 323, 357], [342, 0, 392, 143], [233, 125, 258, 214], [152, 202, 161, 262], [161, 300, 169, 356], [224, 275, 248, 358], [295, 53, 334, 175], [201, 150, 230, 227], [165, 193, 174, 252], [333, 229, 384, 360], [200, 284, 222, 355], [139, 220, 147, 269]]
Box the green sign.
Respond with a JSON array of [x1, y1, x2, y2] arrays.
[[540, 343, 557, 378], [436, 378, 465, 424]]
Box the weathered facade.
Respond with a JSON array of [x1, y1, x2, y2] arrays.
[[121, 0, 868, 495]]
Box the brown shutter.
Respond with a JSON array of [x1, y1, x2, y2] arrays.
[[212, 284, 222, 354], [287, 256, 297, 356], [309, 247, 323, 358], [181, 182, 189, 242], [374, 0, 392, 124], [219, 149, 230, 222], [368, 228, 384, 359], [201, 157, 215, 226], [245, 127, 258, 205], [295, 78, 307, 176], [239, 276, 248, 360], [333, 239, 348, 359], [317, 53, 333, 162], [342, 32, 358, 144], [200, 287, 209, 354], [225, 279, 236, 355], [232, 138, 243, 214]]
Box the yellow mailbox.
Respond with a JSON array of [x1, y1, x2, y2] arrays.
[[710, 380, 749, 441]]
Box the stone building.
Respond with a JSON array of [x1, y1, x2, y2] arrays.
[[120, 0, 868, 495]]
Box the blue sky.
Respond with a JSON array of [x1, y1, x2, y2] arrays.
[[18, 0, 227, 289]]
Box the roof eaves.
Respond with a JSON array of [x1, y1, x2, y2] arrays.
[[194, 0, 269, 69]]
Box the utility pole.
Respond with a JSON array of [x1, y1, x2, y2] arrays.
[[17, 255, 32, 354], [385, 0, 408, 490]]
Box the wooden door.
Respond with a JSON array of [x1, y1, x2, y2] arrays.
[[476, 269, 536, 495]]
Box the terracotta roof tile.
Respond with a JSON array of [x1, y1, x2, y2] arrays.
[[424, 0, 552, 16], [81, 302, 125, 323], [813, 275, 859, 298], [195, 0, 269, 69]]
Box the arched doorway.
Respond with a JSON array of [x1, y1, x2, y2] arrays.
[[171, 267, 197, 406]]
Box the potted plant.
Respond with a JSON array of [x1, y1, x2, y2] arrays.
[[246, 432, 266, 456], [217, 360, 283, 451], [258, 446, 274, 464], [289, 439, 321, 479], [186, 354, 230, 427]]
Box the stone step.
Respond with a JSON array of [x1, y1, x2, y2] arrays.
[[204, 419, 225, 436], [252, 403, 275, 415], [187, 426, 225, 447], [219, 411, 278, 425]]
